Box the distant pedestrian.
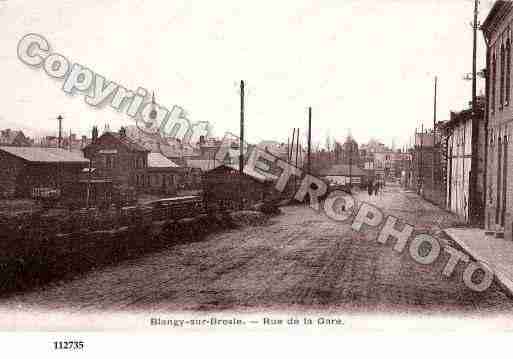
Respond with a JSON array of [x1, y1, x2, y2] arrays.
[[367, 180, 373, 196], [374, 182, 379, 196]]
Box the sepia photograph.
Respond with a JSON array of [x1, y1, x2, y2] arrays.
[[1, 0, 512, 355]]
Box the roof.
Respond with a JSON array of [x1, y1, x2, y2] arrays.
[[205, 163, 278, 183], [0, 146, 89, 164], [84, 132, 149, 152], [319, 164, 367, 177], [148, 152, 180, 168], [441, 98, 486, 130]]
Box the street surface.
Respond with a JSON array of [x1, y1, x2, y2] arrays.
[[2, 184, 513, 314]]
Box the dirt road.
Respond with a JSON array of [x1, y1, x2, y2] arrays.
[[2, 184, 512, 314]]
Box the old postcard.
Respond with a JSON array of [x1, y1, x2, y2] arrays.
[[0, 0, 512, 355]]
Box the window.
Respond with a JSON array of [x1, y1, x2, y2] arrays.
[[507, 39, 511, 106], [496, 136, 502, 225], [105, 155, 112, 169], [492, 52, 497, 114], [502, 135, 508, 226], [501, 43, 505, 109]]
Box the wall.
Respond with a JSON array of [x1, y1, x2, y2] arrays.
[[446, 120, 472, 221], [485, 7, 513, 237], [84, 136, 147, 188], [0, 151, 25, 197]]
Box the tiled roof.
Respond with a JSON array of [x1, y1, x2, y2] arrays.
[[148, 152, 180, 168], [0, 146, 89, 164]]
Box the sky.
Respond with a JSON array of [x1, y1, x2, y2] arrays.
[[0, 0, 496, 149]]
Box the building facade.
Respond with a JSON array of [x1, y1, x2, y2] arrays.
[[442, 102, 486, 223], [0, 146, 88, 198], [482, 1, 513, 237], [82, 127, 149, 189], [143, 152, 183, 195], [410, 130, 446, 207]]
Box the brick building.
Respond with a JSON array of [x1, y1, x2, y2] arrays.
[[82, 127, 149, 189], [334, 136, 360, 167], [410, 130, 446, 207], [482, 1, 513, 238]]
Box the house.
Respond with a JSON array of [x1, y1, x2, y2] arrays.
[[480, 1, 513, 239], [82, 127, 149, 189], [335, 136, 360, 167], [441, 100, 486, 223], [0, 146, 88, 198], [0, 129, 31, 147], [143, 152, 183, 195]]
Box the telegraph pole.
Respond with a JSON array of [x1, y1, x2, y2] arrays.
[[239, 80, 244, 210], [349, 141, 353, 189], [420, 124, 424, 196], [287, 137, 290, 162], [57, 114, 63, 149], [294, 128, 300, 192], [432, 76, 437, 193], [239, 80, 244, 174], [307, 107, 312, 174], [295, 128, 299, 167], [290, 128, 296, 162], [469, 0, 480, 224]]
